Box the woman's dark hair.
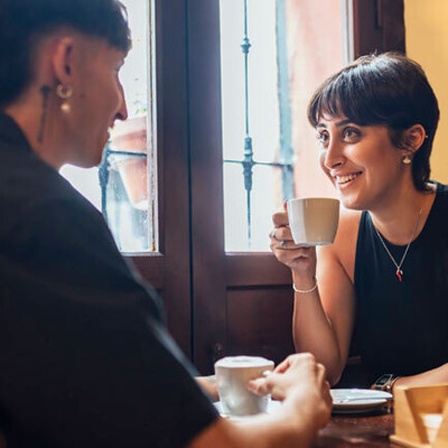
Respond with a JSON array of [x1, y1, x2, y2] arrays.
[[307, 52, 440, 191], [0, 0, 131, 107]]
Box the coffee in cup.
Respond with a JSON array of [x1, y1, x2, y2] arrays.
[[287, 197, 339, 245], [215, 356, 274, 417]]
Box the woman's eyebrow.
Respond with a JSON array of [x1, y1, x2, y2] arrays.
[[316, 119, 353, 129]]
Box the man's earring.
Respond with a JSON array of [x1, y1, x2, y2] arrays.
[[56, 84, 73, 114], [403, 155, 412, 165]]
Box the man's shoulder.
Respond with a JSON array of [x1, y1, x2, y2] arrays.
[[0, 149, 97, 238]]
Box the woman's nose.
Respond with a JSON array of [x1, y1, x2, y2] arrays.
[[322, 139, 345, 170]]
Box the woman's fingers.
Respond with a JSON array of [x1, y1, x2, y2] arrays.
[[269, 225, 292, 243], [272, 211, 289, 227]]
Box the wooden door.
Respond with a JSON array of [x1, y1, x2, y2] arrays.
[[129, 0, 405, 374]]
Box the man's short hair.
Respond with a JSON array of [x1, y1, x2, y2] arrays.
[[0, 0, 131, 107]]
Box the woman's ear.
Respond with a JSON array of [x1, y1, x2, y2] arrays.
[[402, 124, 426, 154]]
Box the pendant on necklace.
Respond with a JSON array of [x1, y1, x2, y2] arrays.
[[396, 269, 403, 282]]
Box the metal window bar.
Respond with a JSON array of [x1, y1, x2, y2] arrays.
[[99, 145, 147, 224], [223, 0, 294, 248]]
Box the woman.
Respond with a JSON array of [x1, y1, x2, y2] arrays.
[[270, 52, 448, 391], [0, 0, 331, 446]]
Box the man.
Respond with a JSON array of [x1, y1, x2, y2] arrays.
[[0, 0, 331, 446]]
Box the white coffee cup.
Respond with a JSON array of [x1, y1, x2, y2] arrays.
[[215, 356, 274, 417], [287, 197, 340, 245]]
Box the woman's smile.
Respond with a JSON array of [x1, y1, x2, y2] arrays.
[[334, 172, 362, 186]]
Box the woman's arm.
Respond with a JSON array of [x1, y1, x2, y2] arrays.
[[387, 363, 448, 392], [271, 209, 360, 384], [292, 248, 355, 384]]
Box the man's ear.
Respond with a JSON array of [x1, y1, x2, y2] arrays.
[[51, 37, 76, 86], [402, 124, 427, 154]]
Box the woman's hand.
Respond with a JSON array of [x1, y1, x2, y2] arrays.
[[270, 211, 317, 279]]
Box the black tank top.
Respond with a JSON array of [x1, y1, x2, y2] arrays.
[[354, 183, 448, 381]]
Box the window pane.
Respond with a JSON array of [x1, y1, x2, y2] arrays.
[[60, 0, 158, 253], [220, 0, 350, 252], [224, 163, 281, 251]]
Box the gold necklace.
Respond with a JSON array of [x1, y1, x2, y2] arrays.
[[373, 206, 423, 282]]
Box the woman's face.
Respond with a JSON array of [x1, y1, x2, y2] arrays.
[[65, 37, 128, 167], [316, 115, 411, 211]]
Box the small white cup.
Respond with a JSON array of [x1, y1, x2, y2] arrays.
[[215, 356, 274, 417], [287, 197, 340, 245]]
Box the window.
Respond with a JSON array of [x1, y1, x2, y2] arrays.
[[61, 0, 351, 254], [220, 0, 351, 252], [58, 0, 405, 371], [61, 0, 157, 253]]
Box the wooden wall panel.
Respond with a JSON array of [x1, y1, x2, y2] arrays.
[[226, 288, 295, 366]]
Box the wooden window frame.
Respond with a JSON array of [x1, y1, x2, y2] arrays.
[[128, 0, 405, 374]]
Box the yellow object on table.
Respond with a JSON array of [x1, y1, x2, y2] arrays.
[[391, 384, 448, 447]]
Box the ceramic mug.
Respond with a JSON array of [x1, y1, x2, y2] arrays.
[[287, 197, 340, 245], [215, 356, 274, 417]]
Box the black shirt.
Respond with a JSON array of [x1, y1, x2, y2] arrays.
[[354, 183, 448, 383], [0, 112, 218, 447]]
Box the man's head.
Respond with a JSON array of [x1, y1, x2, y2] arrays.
[[0, 0, 131, 108]]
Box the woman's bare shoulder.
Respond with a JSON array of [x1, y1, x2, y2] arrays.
[[320, 208, 362, 282], [339, 208, 362, 230]]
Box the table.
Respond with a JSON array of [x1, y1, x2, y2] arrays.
[[313, 411, 402, 447]]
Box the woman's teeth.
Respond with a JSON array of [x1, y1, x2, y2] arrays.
[[336, 173, 360, 185]]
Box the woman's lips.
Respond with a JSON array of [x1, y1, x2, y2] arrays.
[[334, 172, 362, 185]]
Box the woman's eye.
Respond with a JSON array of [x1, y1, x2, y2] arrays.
[[316, 132, 329, 147], [342, 127, 360, 140]]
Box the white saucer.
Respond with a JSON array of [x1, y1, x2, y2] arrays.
[[331, 388, 392, 414], [214, 399, 282, 420]]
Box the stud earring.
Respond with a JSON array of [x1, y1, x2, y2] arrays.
[[56, 84, 73, 114], [403, 155, 412, 165]]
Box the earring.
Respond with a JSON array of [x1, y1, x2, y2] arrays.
[[403, 155, 412, 165], [56, 84, 73, 114]]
